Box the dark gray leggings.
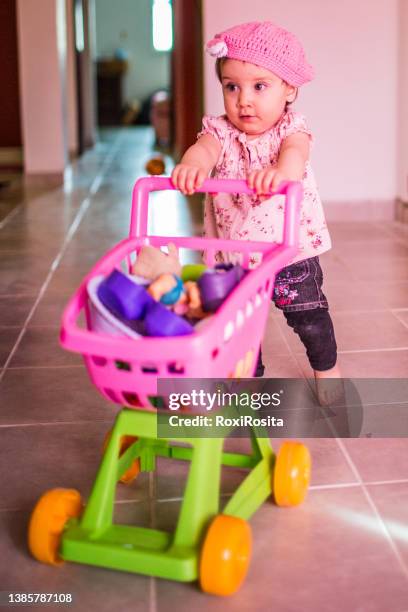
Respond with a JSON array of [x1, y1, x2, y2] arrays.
[[257, 307, 337, 374], [284, 308, 337, 371]]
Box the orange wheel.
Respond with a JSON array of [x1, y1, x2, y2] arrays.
[[28, 488, 82, 566], [199, 514, 252, 596], [103, 430, 140, 484], [273, 441, 311, 507]]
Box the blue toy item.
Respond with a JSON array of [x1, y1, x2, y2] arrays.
[[160, 274, 185, 305], [198, 263, 246, 312]]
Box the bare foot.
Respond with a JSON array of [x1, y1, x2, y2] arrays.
[[314, 364, 344, 406]]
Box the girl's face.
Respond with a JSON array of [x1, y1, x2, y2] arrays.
[[220, 59, 296, 138]]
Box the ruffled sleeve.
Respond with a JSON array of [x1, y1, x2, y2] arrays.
[[197, 115, 233, 171], [197, 115, 230, 143], [277, 110, 314, 148]]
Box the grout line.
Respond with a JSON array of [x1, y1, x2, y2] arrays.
[[0, 507, 27, 513], [4, 478, 408, 514], [330, 308, 408, 315], [309, 478, 408, 491], [0, 420, 115, 429], [148, 471, 158, 612], [337, 347, 408, 354], [335, 437, 408, 582], [148, 471, 157, 528], [149, 577, 157, 612], [155, 492, 233, 504], [392, 311, 408, 330], [0, 134, 123, 384], [5, 364, 84, 370], [292, 346, 408, 356], [0, 205, 22, 230], [0, 293, 49, 298], [362, 478, 408, 487], [113, 498, 148, 506], [309, 482, 362, 491]]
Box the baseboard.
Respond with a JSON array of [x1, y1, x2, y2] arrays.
[[396, 198, 408, 224], [0, 147, 23, 167], [23, 172, 64, 187], [324, 199, 396, 222]]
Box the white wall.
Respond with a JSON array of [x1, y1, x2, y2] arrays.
[[95, 0, 170, 104], [17, 0, 67, 177], [203, 0, 399, 204], [398, 0, 408, 201]]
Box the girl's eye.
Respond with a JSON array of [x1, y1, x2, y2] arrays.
[[224, 83, 237, 92], [254, 82, 267, 91]]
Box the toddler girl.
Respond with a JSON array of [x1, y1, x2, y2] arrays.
[[171, 21, 340, 392]]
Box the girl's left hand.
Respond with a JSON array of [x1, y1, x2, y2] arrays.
[[247, 168, 285, 196]]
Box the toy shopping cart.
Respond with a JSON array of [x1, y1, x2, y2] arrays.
[[28, 177, 311, 596]]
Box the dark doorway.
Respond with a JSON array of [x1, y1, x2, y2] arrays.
[[73, 0, 97, 155]]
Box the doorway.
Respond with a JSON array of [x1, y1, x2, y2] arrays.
[[93, 0, 203, 158]]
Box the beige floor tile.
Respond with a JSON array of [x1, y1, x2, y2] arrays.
[[330, 311, 408, 351], [342, 257, 408, 282], [0, 366, 118, 425], [0, 296, 36, 326], [328, 222, 391, 242], [0, 327, 22, 368], [342, 438, 408, 482], [8, 327, 82, 368], [324, 280, 408, 311]]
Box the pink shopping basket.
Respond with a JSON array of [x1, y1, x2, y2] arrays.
[[60, 177, 302, 408]]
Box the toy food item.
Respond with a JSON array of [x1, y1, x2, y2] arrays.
[[131, 243, 181, 280], [145, 156, 166, 175], [198, 264, 246, 312], [148, 273, 184, 305], [181, 264, 207, 282], [176, 281, 207, 320]]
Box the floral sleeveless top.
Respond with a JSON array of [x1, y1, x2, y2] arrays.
[[198, 110, 331, 266]]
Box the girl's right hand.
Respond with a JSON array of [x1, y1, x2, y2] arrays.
[[171, 164, 207, 195]]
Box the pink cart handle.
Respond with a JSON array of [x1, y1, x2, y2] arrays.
[[129, 176, 303, 248]]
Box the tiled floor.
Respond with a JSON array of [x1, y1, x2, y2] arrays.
[[1, 127, 408, 611]]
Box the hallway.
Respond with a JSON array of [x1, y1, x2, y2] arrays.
[[1, 127, 408, 611]]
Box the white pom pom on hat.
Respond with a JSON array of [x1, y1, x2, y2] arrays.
[[206, 39, 228, 58]]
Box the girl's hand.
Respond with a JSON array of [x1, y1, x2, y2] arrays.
[[171, 164, 208, 195], [247, 167, 286, 196]]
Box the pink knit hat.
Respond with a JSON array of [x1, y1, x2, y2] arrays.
[[206, 21, 314, 87]]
